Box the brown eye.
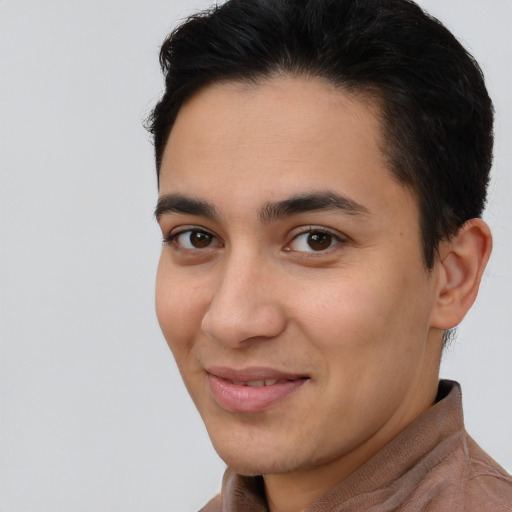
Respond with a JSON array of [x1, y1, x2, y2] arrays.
[[173, 229, 220, 250], [190, 231, 212, 248], [307, 232, 332, 251], [288, 230, 340, 253]]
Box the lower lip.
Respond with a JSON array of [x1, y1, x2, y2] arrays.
[[207, 374, 307, 413]]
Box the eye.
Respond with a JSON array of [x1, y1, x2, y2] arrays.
[[287, 230, 342, 253], [166, 229, 221, 250]]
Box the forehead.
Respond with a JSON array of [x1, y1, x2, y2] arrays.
[[159, 76, 413, 220], [164, 76, 383, 164]]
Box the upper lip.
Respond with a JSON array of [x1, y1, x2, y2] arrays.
[[206, 366, 309, 382]]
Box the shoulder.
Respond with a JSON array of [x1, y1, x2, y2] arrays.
[[464, 434, 512, 511]]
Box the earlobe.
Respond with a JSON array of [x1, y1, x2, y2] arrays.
[[430, 218, 492, 330]]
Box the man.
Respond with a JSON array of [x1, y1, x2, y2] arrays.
[[148, 0, 512, 510]]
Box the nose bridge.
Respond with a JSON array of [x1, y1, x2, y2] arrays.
[[201, 247, 286, 346]]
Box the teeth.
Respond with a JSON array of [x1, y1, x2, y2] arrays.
[[246, 380, 265, 387], [233, 379, 279, 387]]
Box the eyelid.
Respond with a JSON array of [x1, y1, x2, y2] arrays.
[[162, 224, 348, 254], [285, 225, 348, 253], [163, 225, 222, 249]]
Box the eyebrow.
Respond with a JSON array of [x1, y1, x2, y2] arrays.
[[260, 191, 369, 223], [154, 194, 218, 221], [154, 190, 369, 223]]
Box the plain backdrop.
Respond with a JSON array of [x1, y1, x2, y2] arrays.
[[0, 1, 510, 511]]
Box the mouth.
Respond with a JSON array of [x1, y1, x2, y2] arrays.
[[206, 366, 309, 413], [230, 378, 283, 387]]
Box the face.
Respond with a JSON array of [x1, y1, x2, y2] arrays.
[[155, 77, 444, 479]]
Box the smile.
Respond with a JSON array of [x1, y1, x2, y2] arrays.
[[233, 379, 280, 387], [206, 367, 309, 413]]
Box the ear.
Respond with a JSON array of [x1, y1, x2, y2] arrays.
[[430, 218, 492, 330]]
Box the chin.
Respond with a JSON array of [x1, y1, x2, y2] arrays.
[[219, 454, 294, 477], [212, 441, 272, 475], [209, 434, 307, 477]]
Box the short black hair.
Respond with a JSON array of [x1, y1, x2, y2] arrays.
[[148, 0, 494, 269]]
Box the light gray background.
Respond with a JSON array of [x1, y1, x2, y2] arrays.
[[0, 1, 510, 511]]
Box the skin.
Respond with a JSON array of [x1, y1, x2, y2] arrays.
[[155, 76, 491, 512]]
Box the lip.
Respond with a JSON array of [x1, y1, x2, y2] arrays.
[[206, 366, 309, 413]]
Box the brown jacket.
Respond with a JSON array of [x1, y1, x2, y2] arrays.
[[200, 380, 512, 511]]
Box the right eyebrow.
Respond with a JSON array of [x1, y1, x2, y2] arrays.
[[154, 194, 218, 221]]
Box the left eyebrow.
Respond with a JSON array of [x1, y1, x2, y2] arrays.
[[259, 191, 369, 224]]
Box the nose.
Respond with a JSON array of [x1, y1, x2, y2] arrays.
[[201, 254, 287, 347]]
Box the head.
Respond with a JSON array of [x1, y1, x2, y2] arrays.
[[149, 0, 494, 270], [150, 0, 493, 496]]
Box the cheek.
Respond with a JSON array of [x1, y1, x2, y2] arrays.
[[155, 256, 209, 356], [298, 279, 386, 343], [296, 270, 430, 363]]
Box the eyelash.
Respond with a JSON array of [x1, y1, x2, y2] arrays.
[[286, 226, 345, 254], [163, 226, 346, 255], [163, 227, 220, 251]]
